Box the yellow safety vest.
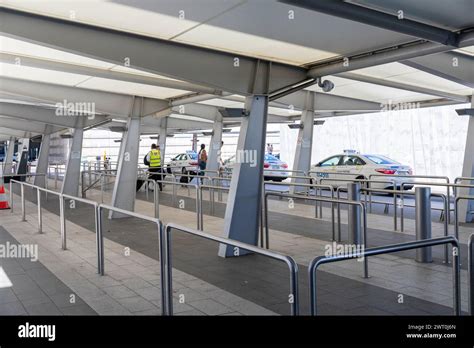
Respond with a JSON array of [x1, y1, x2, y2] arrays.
[[149, 149, 161, 167]]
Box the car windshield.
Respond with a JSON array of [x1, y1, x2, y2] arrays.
[[264, 154, 279, 162], [364, 154, 399, 165]]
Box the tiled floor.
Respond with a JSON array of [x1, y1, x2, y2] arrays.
[[0, 226, 96, 315]]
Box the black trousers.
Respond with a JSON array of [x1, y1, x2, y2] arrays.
[[148, 167, 162, 191]]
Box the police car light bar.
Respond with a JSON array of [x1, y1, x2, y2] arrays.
[[343, 149, 359, 154]]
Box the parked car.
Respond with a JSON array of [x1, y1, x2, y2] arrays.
[[223, 153, 289, 181], [166, 151, 199, 175], [310, 151, 414, 190]]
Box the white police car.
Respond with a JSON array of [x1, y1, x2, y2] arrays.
[[311, 150, 414, 190]]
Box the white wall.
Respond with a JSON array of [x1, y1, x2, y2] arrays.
[[280, 103, 470, 183]]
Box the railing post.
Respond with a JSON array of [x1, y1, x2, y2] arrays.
[[347, 183, 362, 245], [20, 183, 26, 222], [37, 188, 42, 233], [415, 187, 432, 263], [59, 195, 67, 250], [96, 205, 104, 275], [154, 183, 159, 219], [9, 181, 13, 213]]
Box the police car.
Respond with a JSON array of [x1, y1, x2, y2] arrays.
[[310, 150, 414, 190], [166, 151, 199, 175]]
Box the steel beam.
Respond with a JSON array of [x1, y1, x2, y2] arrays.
[[158, 117, 167, 162], [218, 95, 268, 257], [307, 31, 474, 78], [0, 101, 109, 128], [0, 8, 308, 95], [290, 91, 314, 193], [33, 127, 52, 187], [207, 117, 224, 175], [277, 90, 381, 112], [339, 72, 470, 103], [459, 93, 474, 223], [16, 137, 29, 175], [0, 116, 63, 134], [0, 76, 169, 118], [61, 127, 83, 196], [3, 136, 15, 175], [0, 128, 36, 139], [109, 98, 142, 218], [0, 52, 220, 95], [279, 0, 459, 46], [403, 51, 474, 88]]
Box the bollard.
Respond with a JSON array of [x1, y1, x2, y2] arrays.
[[347, 183, 362, 245], [37, 188, 42, 233], [415, 187, 432, 263]]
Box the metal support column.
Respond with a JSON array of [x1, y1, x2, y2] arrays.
[[34, 129, 51, 187], [16, 138, 30, 176], [109, 97, 142, 218], [290, 91, 314, 194], [347, 183, 362, 245], [3, 136, 15, 175], [218, 95, 268, 257], [459, 94, 474, 223], [207, 116, 223, 175], [415, 187, 433, 263], [158, 117, 167, 164], [61, 128, 84, 196]]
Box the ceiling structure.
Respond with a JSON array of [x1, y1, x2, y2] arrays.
[[0, 0, 472, 139]]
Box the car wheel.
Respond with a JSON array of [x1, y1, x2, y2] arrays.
[[166, 165, 172, 174]]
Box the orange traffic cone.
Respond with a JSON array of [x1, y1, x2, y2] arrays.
[[0, 185, 10, 209]]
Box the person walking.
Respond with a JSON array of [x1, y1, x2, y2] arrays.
[[198, 143, 207, 183], [145, 144, 163, 191]]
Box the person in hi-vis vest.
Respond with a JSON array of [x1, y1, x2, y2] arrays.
[[145, 144, 163, 191]]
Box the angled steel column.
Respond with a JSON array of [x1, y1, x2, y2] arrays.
[[61, 128, 84, 196], [34, 127, 52, 187], [158, 117, 167, 163], [218, 95, 268, 257], [109, 97, 142, 218], [207, 117, 223, 175], [459, 94, 474, 223], [3, 136, 15, 175], [290, 91, 314, 193], [16, 138, 30, 176]]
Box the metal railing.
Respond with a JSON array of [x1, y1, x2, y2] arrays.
[[263, 191, 369, 279], [308, 236, 461, 315], [454, 196, 474, 241], [149, 179, 201, 230], [164, 222, 299, 315]]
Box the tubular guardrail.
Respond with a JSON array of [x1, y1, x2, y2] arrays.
[[308, 236, 461, 316], [263, 191, 369, 278], [454, 196, 474, 241], [164, 222, 299, 316], [149, 179, 201, 230], [360, 187, 450, 263], [97, 203, 165, 315]]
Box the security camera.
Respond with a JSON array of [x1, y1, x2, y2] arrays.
[[319, 79, 334, 92]]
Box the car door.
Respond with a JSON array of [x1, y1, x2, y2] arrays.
[[315, 155, 342, 186]]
